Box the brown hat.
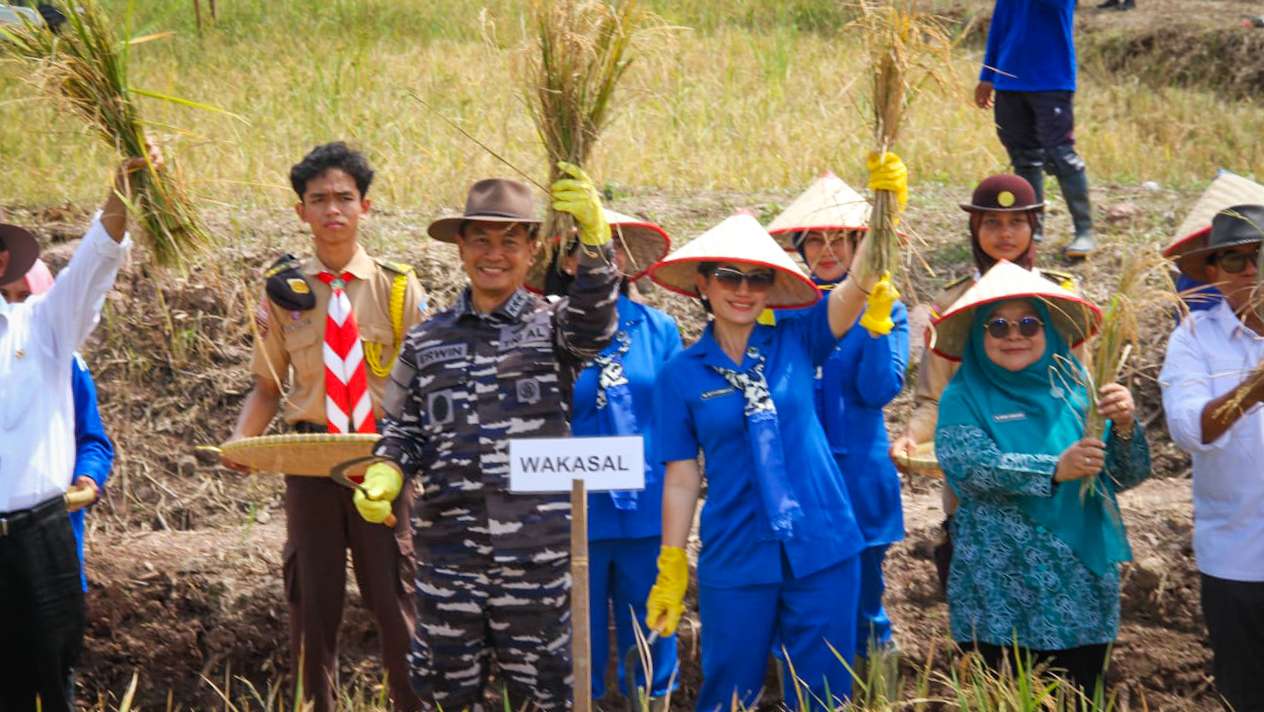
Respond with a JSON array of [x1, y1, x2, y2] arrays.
[[0, 224, 39, 286], [427, 179, 542, 243], [1175, 204, 1264, 282], [960, 174, 1044, 213]]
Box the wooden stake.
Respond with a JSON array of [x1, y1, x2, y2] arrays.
[[570, 478, 592, 712]]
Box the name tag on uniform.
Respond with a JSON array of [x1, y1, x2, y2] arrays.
[[993, 412, 1027, 423], [701, 386, 736, 400], [417, 343, 467, 368], [500, 323, 551, 350], [509, 436, 645, 493]]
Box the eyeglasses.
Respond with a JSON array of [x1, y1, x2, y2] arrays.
[[708, 266, 776, 291], [1209, 249, 1260, 274], [983, 316, 1044, 339]]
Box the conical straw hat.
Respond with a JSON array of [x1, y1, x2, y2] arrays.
[[1166, 171, 1264, 265], [766, 172, 871, 251], [648, 214, 821, 309], [525, 208, 671, 293], [930, 260, 1102, 361]]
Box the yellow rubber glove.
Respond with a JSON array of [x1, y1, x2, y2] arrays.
[[551, 161, 611, 247], [645, 545, 689, 636], [867, 151, 909, 220], [353, 462, 403, 524], [859, 272, 900, 336]]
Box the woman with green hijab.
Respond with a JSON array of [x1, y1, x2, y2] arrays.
[[930, 261, 1151, 692]]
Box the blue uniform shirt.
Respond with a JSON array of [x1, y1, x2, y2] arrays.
[[980, 0, 1077, 92], [70, 354, 115, 592], [573, 295, 683, 542], [654, 298, 866, 588]]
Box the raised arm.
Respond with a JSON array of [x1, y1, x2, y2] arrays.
[[853, 301, 909, 407], [550, 162, 619, 360]]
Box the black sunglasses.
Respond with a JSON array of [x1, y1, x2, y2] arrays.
[[1208, 249, 1260, 274], [983, 316, 1044, 339], [709, 266, 776, 291]]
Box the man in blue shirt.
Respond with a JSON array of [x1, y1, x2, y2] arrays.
[[976, 0, 1097, 258]]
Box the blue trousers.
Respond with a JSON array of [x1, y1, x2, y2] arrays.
[[857, 544, 893, 656], [697, 555, 860, 712], [589, 536, 678, 698]]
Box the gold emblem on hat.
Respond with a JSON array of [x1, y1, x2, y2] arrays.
[[997, 191, 1016, 208], [287, 278, 311, 294]]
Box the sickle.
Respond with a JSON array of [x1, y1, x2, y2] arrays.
[[330, 455, 397, 528]]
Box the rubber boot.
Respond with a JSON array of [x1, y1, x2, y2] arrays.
[[1057, 167, 1096, 258]]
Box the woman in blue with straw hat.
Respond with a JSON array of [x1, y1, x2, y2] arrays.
[[931, 260, 1151, 693]]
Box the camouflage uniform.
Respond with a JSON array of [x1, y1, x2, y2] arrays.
[[375, 245, 619, 711]]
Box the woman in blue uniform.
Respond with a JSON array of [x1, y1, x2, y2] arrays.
[[543, 211, 682, 700], [766, 173, 909, 658], [642, 154, 904, 711]]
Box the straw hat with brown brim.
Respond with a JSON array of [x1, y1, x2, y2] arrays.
[[0, 224, 40, 285], [213, 433, 381, 477], [648, 214, 821, 309], [524, 208, 672, 293], [1165, 171, 1264, 272], [1174, 204, 1264, 283], [930, 260, 1102, 362], [427, 178, 542, 243], [766, 172, 871, 251]]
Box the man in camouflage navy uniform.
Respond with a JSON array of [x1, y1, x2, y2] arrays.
[[353, 162, 619, 711]]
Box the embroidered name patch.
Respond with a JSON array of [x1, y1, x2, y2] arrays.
[[993, 412, 1027, 423], [500, 323, 551, 350], [701, 387, 736, 400], [418, 343, 468, 368]]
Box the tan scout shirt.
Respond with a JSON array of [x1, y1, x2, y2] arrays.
[[251, 246, 426, 426]]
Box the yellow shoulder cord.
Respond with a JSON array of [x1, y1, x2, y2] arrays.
[[364, 272, 407, 378]]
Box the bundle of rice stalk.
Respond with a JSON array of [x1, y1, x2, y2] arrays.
[[518, 0, 650, 263], [852, 0, 952, 280], [0, 0, 214, 267]]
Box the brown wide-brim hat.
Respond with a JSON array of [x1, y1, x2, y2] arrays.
[[648, 214, 821, 309], [0, 223, 39, 286], [1175, 204, 1264, 283], [930, 260, 1101, 361], [217, 433, 380, 477], [959, 174, 1044, 213], [427, 178, 542, 243], [766, 172, 871, 251], [525, 209, 672, 293], [1165, 172, 1264, 279]]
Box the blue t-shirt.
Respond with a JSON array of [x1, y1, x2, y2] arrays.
[[654, 298, 866, 588], [70, 354, 115, 592], [980, 0, 1077, 92], [572, 295, 683, 542]]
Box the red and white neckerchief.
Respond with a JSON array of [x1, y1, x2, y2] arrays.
[[317, 271, 375, 434]]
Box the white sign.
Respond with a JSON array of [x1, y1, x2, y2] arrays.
[[509, 436, 645, 493]]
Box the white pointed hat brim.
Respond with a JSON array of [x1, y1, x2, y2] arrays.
[[648, 214, 821, 309], [930, 260, 1102, 362], [766, 172, 872, 250], [1166, 171, 1264, 276]]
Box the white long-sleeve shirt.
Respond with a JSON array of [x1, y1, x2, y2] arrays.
[[0, 214, 130, 512], [1160, 300, 1264, 582]]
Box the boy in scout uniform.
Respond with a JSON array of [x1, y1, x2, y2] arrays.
[[226, 142, 426, 712]]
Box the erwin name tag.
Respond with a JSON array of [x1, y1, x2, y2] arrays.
[[509, 436, 645, 493]]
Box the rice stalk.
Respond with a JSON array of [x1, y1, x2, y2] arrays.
[[851, 0, 952, 280], [0, 0, 217, 267], [517, 0, 655, 265]]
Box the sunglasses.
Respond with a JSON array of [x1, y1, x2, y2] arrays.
[[1209, 249, 1260, 274], [983, 316, 1044, 339], [709, 266, 776, 291]]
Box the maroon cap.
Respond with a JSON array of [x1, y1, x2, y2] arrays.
[[960, 174, 1044, 213]]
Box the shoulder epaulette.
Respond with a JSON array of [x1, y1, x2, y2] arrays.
[[264, 253, 316, 312], [374, 257, 415, 275]]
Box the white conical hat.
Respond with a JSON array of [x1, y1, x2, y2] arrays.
[[766, 172, 871, 251], [930, 260, 1102, 361], [648, 214, 821, 308], [1166, 171, 1264, 262], [525, 208, 671, 293]]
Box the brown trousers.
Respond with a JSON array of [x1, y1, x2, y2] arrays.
[[283, 476, 420, 712]]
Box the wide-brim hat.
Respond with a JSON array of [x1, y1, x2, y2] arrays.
[[1175, 204, 1264, 283], [216, 433, 380, 477], [648, 214, 821, 309], [959, 174, 1044, 213], [525, 208, 671, 293], [767, 172, 871, 251], [1165, 172, 1264, 277], [428, 178, 542, 243], [930, 260, 1101, 361], [0, 223, 39, 285]]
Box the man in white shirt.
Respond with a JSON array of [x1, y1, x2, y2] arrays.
[[1160, 204, 1264, 712], [0, 156, 142, 712]]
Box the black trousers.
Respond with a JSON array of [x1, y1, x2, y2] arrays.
[[973, 642, 1110, 697], [0, 497, 85, 712], [1201, 573, 1264, 711]]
